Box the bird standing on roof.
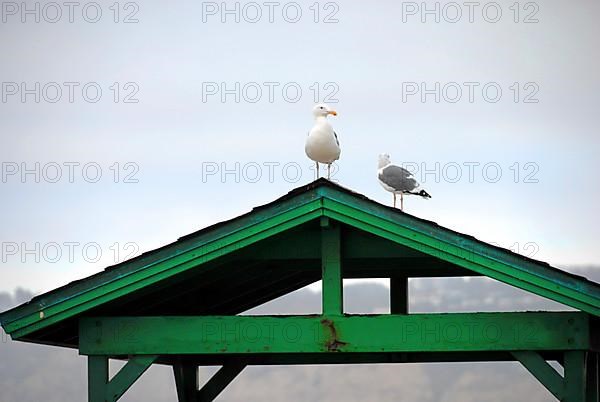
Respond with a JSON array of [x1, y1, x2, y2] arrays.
[[305, 104, 340, 180], [378, 154, 431, 210]]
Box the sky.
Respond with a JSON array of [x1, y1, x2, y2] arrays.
[[1, 0, 599, 294]]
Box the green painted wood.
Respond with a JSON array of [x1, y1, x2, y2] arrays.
[[319, 192, 600, 304], [173, 363, 199, 402], [3, 180, 600, 345], [5, 204, 323, 338], [321, 200, 600, 316], [5, 197, 323, 330], [317, 185, 599, 301], [198, 363, 245, 402], [321, 224, 342, 315], [586, 352, 599, 402], [88, 356, 108, 402], [106, 355, 157, 401], [390, 277, 408, 314], [512, 351, 564, 400], [326, 208, 588, 313], [242, 227, 476, 277], [565, 351, 586, 402], [323, 199, 600, 312], [0, 190, 322, 322], [79, 312, 590, 356]]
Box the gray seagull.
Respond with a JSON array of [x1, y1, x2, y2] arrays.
[[378, 154, 431, 210]]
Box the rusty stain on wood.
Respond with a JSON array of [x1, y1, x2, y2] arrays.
[[321, 318, 348, 352]]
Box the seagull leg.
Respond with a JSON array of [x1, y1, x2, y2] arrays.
[[315, 162, 319, 179], [393, 193, 396, 208], [400, 193, 404, 211], [327, 163, 331, 180]]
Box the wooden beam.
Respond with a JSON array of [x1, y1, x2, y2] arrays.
[[321, 199, 600, 316], [88, 356, 109, 402], [198, 363, 245, 401], [321, 222, 343, 315], [173, 363, 199, 402], [512, 351, 564, 400], [80, 312, 590, 356], [390, 277, 408, 314], [6, 185, 600, 342], [5, 200, 324, 339], [565, 351, 586, 402]]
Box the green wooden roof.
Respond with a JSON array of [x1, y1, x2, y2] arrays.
[[1, 178, 599, 347]]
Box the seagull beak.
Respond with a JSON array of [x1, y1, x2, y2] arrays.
[[328, 110, 338, 116]]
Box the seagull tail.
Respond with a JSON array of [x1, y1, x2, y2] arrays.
[[419, 189, 432, 199], [407, 189, 432, 199]]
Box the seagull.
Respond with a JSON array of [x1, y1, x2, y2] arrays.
[[305, 104, 340, 179], [378, 154, 431, 210]]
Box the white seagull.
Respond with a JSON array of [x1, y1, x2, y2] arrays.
[[378, 154, 431, 210], [305, 104, 340, 179]]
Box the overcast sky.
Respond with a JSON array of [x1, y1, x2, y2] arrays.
[[1, 0, 599, 294]]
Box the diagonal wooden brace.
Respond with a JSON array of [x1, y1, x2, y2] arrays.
[[88, 355, 157, 402], [198, 363, 246, 401]]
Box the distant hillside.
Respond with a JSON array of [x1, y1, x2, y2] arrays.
[[1, 266, 598, 402]]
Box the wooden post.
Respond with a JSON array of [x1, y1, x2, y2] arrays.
[[586, 352, 598, 402], [173, 363, 199, 402], [321, 217, 343, 315], [564, 351, 586, 402], [390, 277, 408, 314], [88, 356, 108, 402]]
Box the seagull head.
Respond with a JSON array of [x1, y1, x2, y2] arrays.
[[312, 103, 337, 118], [378, 153, 391, 168]]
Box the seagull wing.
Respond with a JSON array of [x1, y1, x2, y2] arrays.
[[379, 164, 418, 192], [333, 131, 340, 146]]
